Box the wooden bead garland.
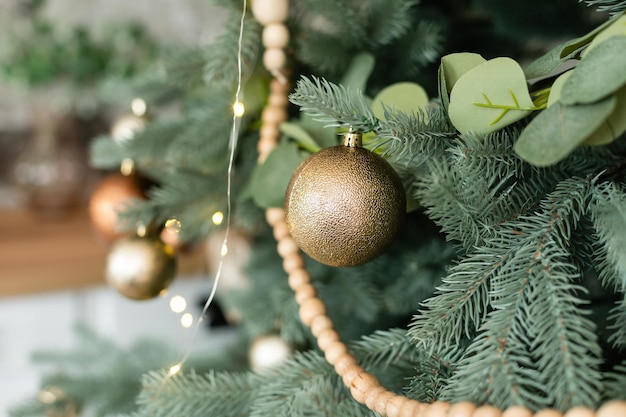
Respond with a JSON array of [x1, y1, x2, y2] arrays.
[[252, 1, 626, 417]]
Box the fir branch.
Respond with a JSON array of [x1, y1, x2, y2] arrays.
[[320, 270, 385, 324], [409, 248, 493, 353], [9, 324, 177, 417], [359, 0, 418, 47], [589, 181, 626, 348], [590, 181, 626, 292], [373, 104, 456, 166], [89, 135, 128, 169], [202, 15, 261, 90], [405, 19, 445, 69], [604, 362, 626, 400], [415, 177, 605, 410], [250, 351, 365, 417], [505, 178, 603, 410], [582, 0, 626, 15], [289, 75, 380, 131], [161, 46, 209, 90], [135, 369, 259, 417], [351, 328, 416, 369]]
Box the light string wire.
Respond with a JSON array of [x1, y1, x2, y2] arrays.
[[167, 0, 248, 378]]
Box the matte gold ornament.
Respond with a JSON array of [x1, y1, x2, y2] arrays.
[[285, 130, 406, 267], [88, 173, 145, 244], [105, 234, 176, 300]]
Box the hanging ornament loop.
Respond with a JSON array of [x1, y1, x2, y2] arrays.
[[342, 129, 362, 148]]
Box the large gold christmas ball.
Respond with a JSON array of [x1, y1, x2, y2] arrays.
[[105, 235, 176, 300], [285, 131, 406, 267], [88, 173, 145, 244]]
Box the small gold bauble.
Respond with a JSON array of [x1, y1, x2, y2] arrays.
[[105, 235, 176, 300], [285, 131, 406, 267], [88, 173, 144, 244]]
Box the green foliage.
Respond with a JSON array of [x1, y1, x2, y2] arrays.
[[0, 17, 157, 86], [584, 0, 626, 15], [289, 76, 380, 132], [8, 324, 178, 417], [33, 0, 626, 415]]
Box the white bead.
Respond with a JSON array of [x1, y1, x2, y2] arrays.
[[263, 48, 287, 72], [252, 0, 289, 25], [262, 23, 290, 48]]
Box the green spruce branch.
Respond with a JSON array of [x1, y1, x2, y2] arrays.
[[289, 76, 380, 132]]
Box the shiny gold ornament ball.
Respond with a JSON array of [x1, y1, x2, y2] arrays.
[[105, 235, 176, 300], [285, 131, 406, 267], [88, 173, 145, 244]]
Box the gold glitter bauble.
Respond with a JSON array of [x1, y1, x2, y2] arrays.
[[88, 173, 144, 244], [105, 235, 176, 300], [285, 131, 405, 267]]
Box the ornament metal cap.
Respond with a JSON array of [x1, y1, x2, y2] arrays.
[[342, 129, 362, 148]]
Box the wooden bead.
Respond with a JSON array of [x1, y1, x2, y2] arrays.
[[502, 406, 533, 417], [473, 405, 502, 417], [294, 283, 316, 303], [385, 394, 410, 417], [262, 105, 288, 125], [283, 252, 305, 273], [268, 91, 289, 107], [399, 399, 424, 417], [448, 401, 478, 417], [563, 407, 595, 417], [251, 0, 289, 25], [262, 23, 290, 48], [317, 328, 340, 350], [288, 268, 311, 291], [342, 364, 365, 386], [264, 48, 287, 72], [333, 352, 358, 376], [259, 122, 281, 140], [533, 409, 563, 417], [271, 77, 292, 94], [425, 401, 451, 417], [310, 314, 333, 336], [597, 401, 626, 417], [272, 221, 290, 240], [257, 136, 277, 162], [277, 236, 299, 257], [265, 207, 285, 226], [298, 297, 326, 325], [372, 390, 397, 416], [324, 341, 348, 365], [349, 372, 380, 404], [365, 386, 389, 410]]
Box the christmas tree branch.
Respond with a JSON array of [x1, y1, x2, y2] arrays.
[[289, 76, 380, 132]]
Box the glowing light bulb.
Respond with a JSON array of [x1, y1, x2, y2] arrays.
[[212, 211, 224, 225], [131, 98, 147, 116], [168, 363, 182, 376], [169, 295, 187, 313], [233, 101, 245, 118], [221, 243, 228, 256], [181, 313, 194, 328], [165, 218, 182, 233], [120, 158, 135, 176]]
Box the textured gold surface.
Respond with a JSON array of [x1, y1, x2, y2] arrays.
[[285, 144, 405, 267], [105, 235, 176, 300]]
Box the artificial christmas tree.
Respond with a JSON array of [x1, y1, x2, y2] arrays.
[[9, 0, 626, 416]]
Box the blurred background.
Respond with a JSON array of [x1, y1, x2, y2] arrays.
[[0, 1, 231, 414]]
